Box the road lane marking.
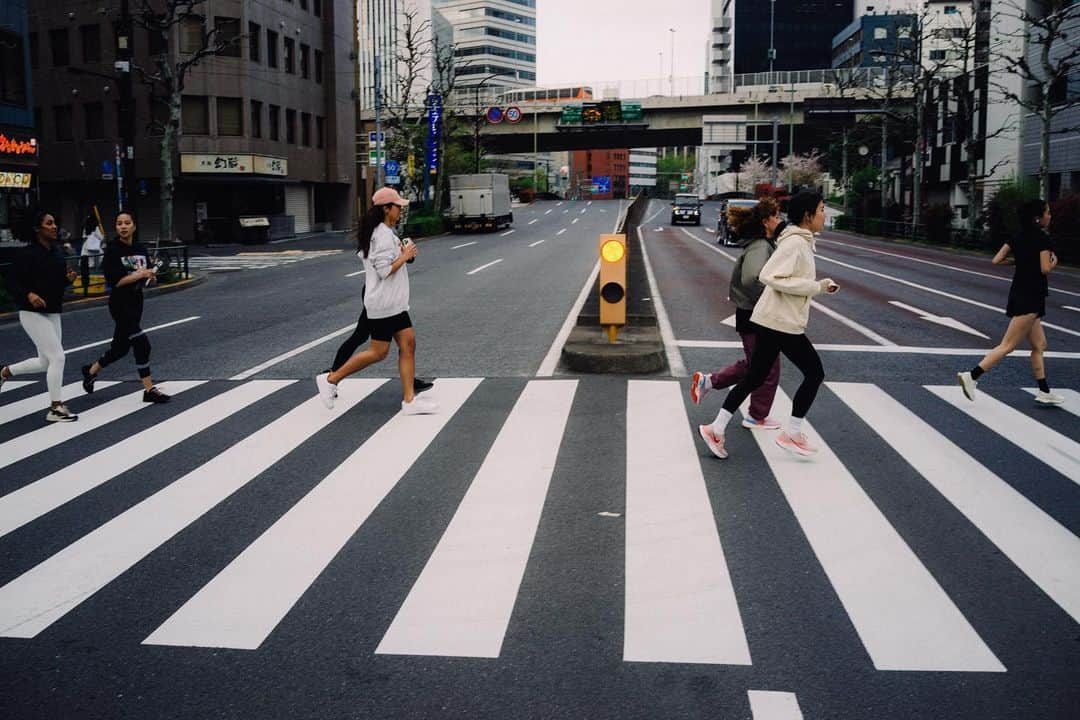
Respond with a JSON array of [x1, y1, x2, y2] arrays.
[[146, 379, 479, 651], [831, 382, 1080, 623], [572, 218, 579, 224], [638, 227, 686, 376], [556, 202, 563, 206], [818, 236, 1080, 299], [528, 219, 538, 225], [529, 240, 545, 247], [230, 325, 356, 380], [467, 259, 503, 275], [676, 340, 1080, 359], [500, 230, 515, 237], [1023, 388, 1080, 416], [0, 382, 203, 473], [722, 314, 737, 328], [538, 261, 599, 377], [888, 300, 988, 339], [64, 316, 201, 355], [625, 380, 750, 664], [0, 381, 385, 639], [749, 388, 1003, 672], [926, 385, 1080, 483], [345, 270, 365, 277], [815, 252, 1080, 338], [452, 241, 478, 249], [748, 691, 804, 720], [563, 210, 569, 214], [1065, 305, 1080, 313], [545, 209, 553, 215], [377, 380, 576, 658], [580, 208, 587, 214], [557, 228, 567, 236], [0, 380, 35, 394], [587, 201, 593, 206], [0, 381, 294, 538], [0, 382, 119, 426]]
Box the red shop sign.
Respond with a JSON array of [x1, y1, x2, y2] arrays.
[[0, 134, 38, 156]]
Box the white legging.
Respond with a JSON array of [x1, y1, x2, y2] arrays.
[[8, 311, 65, 403]]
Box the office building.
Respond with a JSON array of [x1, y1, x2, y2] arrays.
[[28, 0, 356, 243], [434, 0, 537, 96], [0, 0, 36, 243], [832, 13, 916, 69], [628, 148, 658, 196]]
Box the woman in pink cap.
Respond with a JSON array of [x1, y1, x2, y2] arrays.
[[315, 187, 438, 414]]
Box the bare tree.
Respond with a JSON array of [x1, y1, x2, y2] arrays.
[[428, 23, 471, 213], [991, 0, 1080, 199], [132, 0, 236, 244], [382, 8, 431, 202]]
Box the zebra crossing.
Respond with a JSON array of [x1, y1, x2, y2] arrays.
[[0, 375, 1076, 677], [185, 250, 342, 272]]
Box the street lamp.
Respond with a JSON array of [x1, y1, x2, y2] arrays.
[[474, 71, 511, 173], [769, 0, 776, 76], [668, 28, 676, 96]]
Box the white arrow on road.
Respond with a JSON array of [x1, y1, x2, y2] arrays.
[[722, 313, 737, 328], [888, 301, 989, 339]]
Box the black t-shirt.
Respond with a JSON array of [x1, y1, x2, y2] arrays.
[[9, 241, 70, 313], [1009, 228, 1051, 300], [102, 239, 150, 303]]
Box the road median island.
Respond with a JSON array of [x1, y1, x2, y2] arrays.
[[559, 194, 666, 374]]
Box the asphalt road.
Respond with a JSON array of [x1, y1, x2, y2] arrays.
[[0, 199, 1076, 720]]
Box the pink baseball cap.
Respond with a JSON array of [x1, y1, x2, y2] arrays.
[[372, 187, 409, 207]]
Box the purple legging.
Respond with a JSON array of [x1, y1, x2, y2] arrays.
[[709, 330, 780, 421]]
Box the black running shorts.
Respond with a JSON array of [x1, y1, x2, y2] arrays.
[[368, 311, 413, 342]]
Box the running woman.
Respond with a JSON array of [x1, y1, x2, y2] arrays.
[[957, 198, 1063, 404], [315, 187, 438, 414], [80, 211, 170, 403], [689, 197, 784, 430], [699, 191, 839, 459], [0, 209, 80, 422]]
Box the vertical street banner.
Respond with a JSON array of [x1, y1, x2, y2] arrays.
[[427, 94, 443, 176]]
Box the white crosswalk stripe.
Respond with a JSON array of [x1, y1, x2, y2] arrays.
[[185, 250, 342, 272], [0, 376, 1075, 675]]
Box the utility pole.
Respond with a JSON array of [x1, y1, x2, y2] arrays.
[[116, 0, 135, 214], [842, 126, 849, 218], [769, 0, 776, 76], [374, 53, 383, 188], [771, 118, 779, 186], [669, 28, 675, 96], [788, 80, 796, 190], [881, 112, 888, 218]]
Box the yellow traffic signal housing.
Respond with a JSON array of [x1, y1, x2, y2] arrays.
[[599, 233, 627, 331]]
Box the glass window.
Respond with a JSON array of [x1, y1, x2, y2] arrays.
[[49, 28, 70, 66], [182, 95, 209, 134], [269, 104, 280, 141], [314, 49, 323, 83], [300, 43, 309, 79], [54, 104, 73, 141], [0, 30, 28, 106], [249, 22, 260, 62], [300, 0, 308, 9], [81, 25, 102, 63], [301, 112, 310, 146], [316, 116, 325, 148], [217, 97, 243, 135], [215, 18, 241, 57], [180, 16, 204, 54], [267, 30, 278, 68], [874, 27, 887, 40], [284, 37, 295, 73], [29, 32, 38, 70], [84, 102, 105, 139], [314, 0, 322, 17], [285, 108, 296, 143], [251, 100, 262, 138], [147, 26, 167, 57]]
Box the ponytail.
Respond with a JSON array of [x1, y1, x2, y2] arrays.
[[357, 204, 388, 258]]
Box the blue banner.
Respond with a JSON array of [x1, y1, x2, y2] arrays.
[[426, 94, 442, 175]]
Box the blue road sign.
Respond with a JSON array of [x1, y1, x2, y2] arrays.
[[384, 160, 400, 176], [591, 176, 612, 194]]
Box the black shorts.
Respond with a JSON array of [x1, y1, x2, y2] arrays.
[[1006, 295, 1045, 318], [368, 311, 413, 342]]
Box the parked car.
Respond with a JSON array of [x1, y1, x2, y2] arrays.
[[670, 194, 702, 225], [717, 198, 759, 246]]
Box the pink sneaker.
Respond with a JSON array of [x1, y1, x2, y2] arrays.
[[689, 372, 710, 405], [775, 431, 818, 457], [698, 424, 728, 459], [742, 415, 781, 430]]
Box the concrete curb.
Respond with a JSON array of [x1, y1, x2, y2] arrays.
[[560, 324, 666, 374], [0, 273, 207, 327]]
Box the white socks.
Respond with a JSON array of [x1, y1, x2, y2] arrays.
[[710, 409, 734, 436], [787, 417, 804, 436]]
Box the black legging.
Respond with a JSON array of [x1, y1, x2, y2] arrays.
[[721, 326, 825, 419], [331, 308, 369, 371], [96, 295, 152, 379]]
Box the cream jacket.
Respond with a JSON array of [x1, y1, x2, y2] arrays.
[[750, 225, 831, 334]]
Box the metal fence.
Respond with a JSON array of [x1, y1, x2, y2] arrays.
[[833, 216, 986, 249]]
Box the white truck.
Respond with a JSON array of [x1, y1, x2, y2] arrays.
[[448, 174, 513, 231]]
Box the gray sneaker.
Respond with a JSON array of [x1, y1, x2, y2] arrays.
[[1034, 390, 1065, 405], [957, 371, 977, 401], [46, 404, 78, 423]]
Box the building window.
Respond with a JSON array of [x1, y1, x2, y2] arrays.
[[300, 0, 308, 10], [49, 28, 71, 66], [929, 49, 947, 60], [314, 0, 322, 17], [34, 107, 43, 135], [267, 30, 279, 68], [215, 17, 241, 57], [147, 26, 167, 57], [301, 112, 310, 146], [29, 32, 39, 70], [182, 95, 209, 134], [316, 116, 325, 148], [269, 104, 280, 140], [314, 49, 323, 83], [284, 37, 295, 73], [180, 16, 204, 54], [300, 43, 310, 79], [0, 31, 28, 106], [248, 22, 260, 62], [84, 102, 105, 139], [80, 25, 102, 63], [285, 108, 296, 143], [54, 104, 73, 141], [217, 97, 243, 136], [251, 100, 262, 138], [874, 27, 887, 40]]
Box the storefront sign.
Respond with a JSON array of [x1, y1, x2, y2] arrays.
[[0, 134, 36, 157], [0, 171, 32, 188], [252, 155, 287, 176], [181, 153, 288, 176]]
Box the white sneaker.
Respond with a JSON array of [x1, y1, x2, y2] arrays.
[[1034, 390, 1065, 405], [401, 395, 439, 415], [315, 373, 336, 409], [957, 371, 977, 401], [46, 404, 78, 422]]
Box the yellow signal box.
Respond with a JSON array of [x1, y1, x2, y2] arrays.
[[599, 233, 627, 342]]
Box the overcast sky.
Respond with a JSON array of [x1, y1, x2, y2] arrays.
[[535, 1, 710, 88]]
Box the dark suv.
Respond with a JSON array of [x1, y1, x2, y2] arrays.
[[717, 198, 759, 246], [670, 194, 702, 226]]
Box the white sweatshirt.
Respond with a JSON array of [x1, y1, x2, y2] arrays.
[[361, 223, 410, 319], [750, 225, 830, 334]]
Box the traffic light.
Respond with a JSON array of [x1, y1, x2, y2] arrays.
[[599, 233, 627, 342]]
